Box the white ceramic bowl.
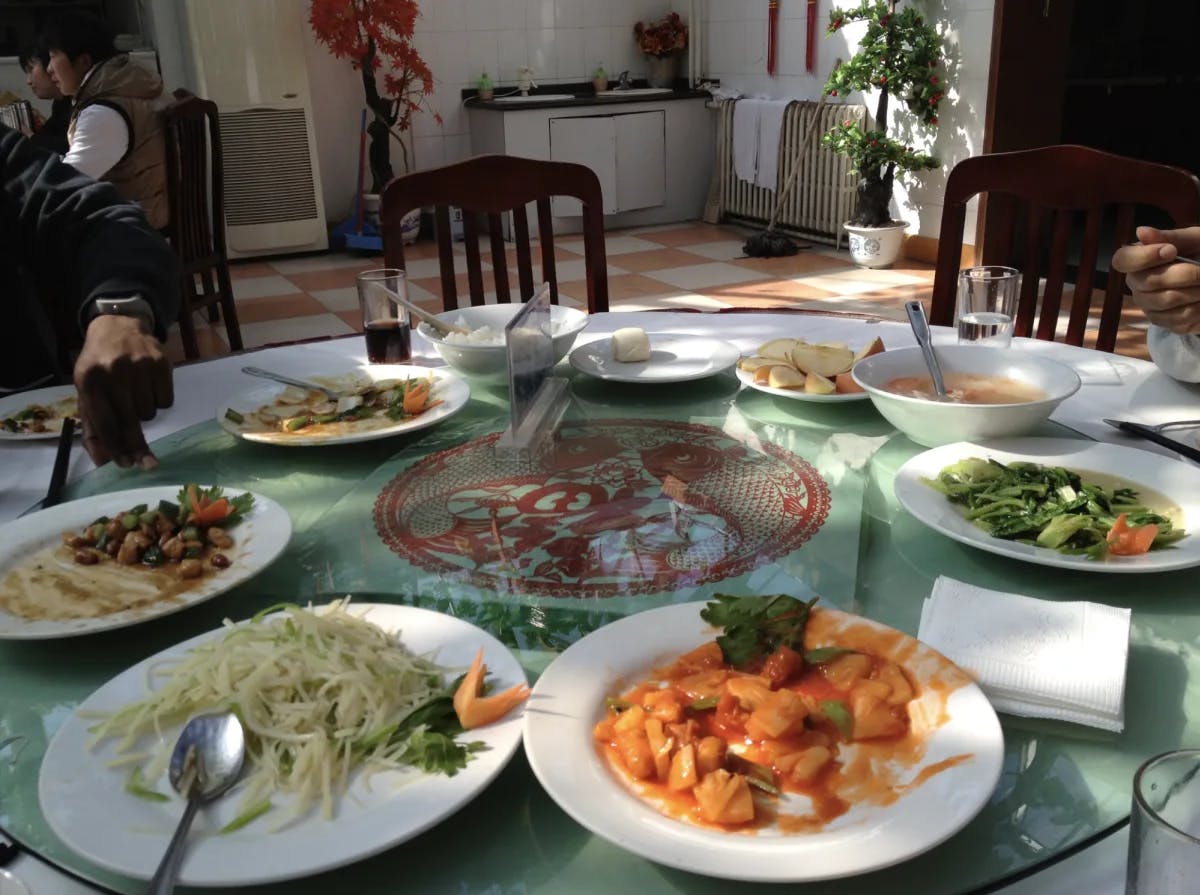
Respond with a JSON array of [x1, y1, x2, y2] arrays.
[[851, 345, 1082, 447], [416, 304, 589, 381]]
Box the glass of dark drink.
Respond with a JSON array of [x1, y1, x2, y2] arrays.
[[356, 268, 411, 364]]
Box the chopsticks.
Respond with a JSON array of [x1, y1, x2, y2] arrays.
[[43, 416, 75, 509]]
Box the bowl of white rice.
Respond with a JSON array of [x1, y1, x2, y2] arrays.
[[416, 303, 589, 381]]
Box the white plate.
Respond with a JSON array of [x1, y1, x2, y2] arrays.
[[39, 603, 527, 886], [0, 486, 291, 639], [735, 366, 870, 403], [0, 385, 78, 440], [569, 335, 740, 383], [216, 364, 470, 446], [895, 438, 1200, 573], [524, 602, 1003, 883]]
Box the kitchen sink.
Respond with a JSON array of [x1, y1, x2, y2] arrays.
[[490, 93, 577, 103], [594, 88, 674, 97]]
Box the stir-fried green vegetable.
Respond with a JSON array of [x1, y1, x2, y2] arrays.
[[923, 457, 1184, 558]]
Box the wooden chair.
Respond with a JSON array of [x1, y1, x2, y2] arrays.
[[161, 90, 243, 358], [929, 144, 1200, 353], [380, 154, 609, 313]]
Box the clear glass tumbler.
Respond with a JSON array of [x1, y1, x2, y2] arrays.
[[356, 268, 411, 364], [1127, 749, 1200, 894], [956, 265, 1021, 348]]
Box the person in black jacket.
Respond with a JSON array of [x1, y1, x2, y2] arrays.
[[0, 123, 178, 469], [18, 46, 71, 155]]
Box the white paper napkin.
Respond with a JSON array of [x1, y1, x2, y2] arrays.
[[918, 576, 1131, 732]]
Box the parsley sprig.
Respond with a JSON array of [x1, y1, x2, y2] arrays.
[[700, 594, 818, 667]]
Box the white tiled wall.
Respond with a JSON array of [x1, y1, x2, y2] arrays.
[[409, 0, 673, 173], [698, 0, 996, 243]]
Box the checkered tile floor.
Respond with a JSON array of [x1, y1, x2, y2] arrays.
[[164, 221, 1153, 363]]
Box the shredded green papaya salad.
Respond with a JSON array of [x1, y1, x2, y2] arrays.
[[86, 601, 485, 831], [923, 457, 1185, 559]]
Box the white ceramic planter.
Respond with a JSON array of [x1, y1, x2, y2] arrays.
[[844, 221, 908, 269]]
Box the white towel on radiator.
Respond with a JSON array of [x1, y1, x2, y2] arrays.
[[754, 99, 791, 191], [732, 99, 762, 185]]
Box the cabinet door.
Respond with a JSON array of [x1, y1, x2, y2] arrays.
[[614, 111, 666, 212], [549, 116, 618, 216]]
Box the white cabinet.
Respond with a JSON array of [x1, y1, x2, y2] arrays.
[[549, 111, 666, 217], [468, 96, 713, 236]]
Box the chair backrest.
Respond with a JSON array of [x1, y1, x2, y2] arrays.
[[380, 154, 609, 313], [929, 144, 1200, 352], [161, 90, 226, 268]]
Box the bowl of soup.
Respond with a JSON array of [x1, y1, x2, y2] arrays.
[[851, 345, 1082, 447]]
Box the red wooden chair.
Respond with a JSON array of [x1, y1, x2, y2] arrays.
[[380, 154, 609, 313], [929, 144, 1200, 352]]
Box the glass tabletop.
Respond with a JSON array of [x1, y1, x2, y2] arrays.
[[2, 342, 1196, 895]]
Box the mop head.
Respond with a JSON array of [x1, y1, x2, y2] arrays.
[[743, 229, 810, 258]]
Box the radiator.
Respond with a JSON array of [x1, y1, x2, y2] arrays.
[[715, 99, 866, 248]]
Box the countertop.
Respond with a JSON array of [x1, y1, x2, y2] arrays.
[[463, 84, 711, 112]]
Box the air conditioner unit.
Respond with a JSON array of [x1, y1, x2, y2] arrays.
[[182, 0, 327, 258]]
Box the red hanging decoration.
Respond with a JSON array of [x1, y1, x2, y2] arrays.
[[767, 0, 779, 76], [806, 0, 818, 72]]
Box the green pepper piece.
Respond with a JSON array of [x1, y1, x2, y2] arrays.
[[121, 513, 139, 530]]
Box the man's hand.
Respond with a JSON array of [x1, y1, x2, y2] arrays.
[[73, 314, 174, 468], [1111, 225, 1200, 335]]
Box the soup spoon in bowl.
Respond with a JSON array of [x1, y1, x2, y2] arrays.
[[904, 300, 948, 399]]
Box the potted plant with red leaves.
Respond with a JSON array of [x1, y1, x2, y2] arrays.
[[822, 0, 944, 267], [309, 0, 439, 241]]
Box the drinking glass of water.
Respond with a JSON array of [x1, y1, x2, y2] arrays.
[[1128, 749, 1200, 894], [956, 266, 1020, 348]]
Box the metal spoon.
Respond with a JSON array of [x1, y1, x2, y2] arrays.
[[241, 366, 342, 400], [374, 284, 470, 337], [904, 300, 948, 399], [147, 712, 245, 895]]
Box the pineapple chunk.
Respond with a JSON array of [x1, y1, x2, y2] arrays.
[[724, 675, 773, 711], [668, 742, 699, 791], [821, 652, 872, 690], [643, 689, 683, 723], [746, 688, 808, 740], [615, 727, 655, 778], [644, 717, 674, 781], [694, 770, 755, 824], [849, 688, 906, 740], [666, 641, 725, 676], [695, 736, 727, 776], [673, 669, 730, 701], [613, 704, 647, 735], [775, 745, 833, 783], [876, 661, 914, 706]]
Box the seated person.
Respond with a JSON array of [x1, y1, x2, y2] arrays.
[[42, 11, 168, 229], [1, 124, 179, 468], [1111, 226, 1200, 383], [18, 45, 71, 155]]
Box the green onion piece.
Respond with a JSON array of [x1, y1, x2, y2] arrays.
[[224, 407, 245, 425], [121, 513, 139, 530], [726, 754, 779, 795], [125, 768, 170, 803], [688, 695, 718, 711], [605, 696, 633, 712], [219, 800, 272, 834], [820, 699, 854, 740]]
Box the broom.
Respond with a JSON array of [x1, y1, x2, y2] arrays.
[[743, 90, 832, 258]]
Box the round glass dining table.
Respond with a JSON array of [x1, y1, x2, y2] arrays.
[[2, 311, 1198, 895]]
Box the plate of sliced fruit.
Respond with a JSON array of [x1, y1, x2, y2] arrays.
[[735, 336, 886, 403]]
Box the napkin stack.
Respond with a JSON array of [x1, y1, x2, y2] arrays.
[[918, 576, 1131, 732]]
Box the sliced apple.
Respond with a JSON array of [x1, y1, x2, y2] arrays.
[[754, 364, 783, 384], [758, 338, 799, 362], [816, 341, 850, 351], [805, 372, 837, 395], [853, 336, 886, 363], [767, 365, 806, 390], [835, 372, 865, 394], [791, 343, 855, 377], [738, 356, 778, 373]]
